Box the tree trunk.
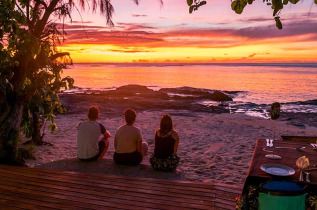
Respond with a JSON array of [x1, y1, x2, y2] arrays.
[[0, 101, 25, 165]]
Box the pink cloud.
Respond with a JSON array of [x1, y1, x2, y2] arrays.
[[57, 18, 317, 49]]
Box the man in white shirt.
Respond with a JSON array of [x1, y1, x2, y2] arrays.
[[77, 106, 110, 160]]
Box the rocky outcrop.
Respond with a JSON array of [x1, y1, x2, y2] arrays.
[[60, 85, 232, 116], [159, 86, 233, 101]]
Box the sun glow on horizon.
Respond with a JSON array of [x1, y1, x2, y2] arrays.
[[57, 0, 317, 63]]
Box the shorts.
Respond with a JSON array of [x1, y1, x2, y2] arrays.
[[79, 141, 106, 161], [150, 154, 180, 171], [113, 151, 143, 165]]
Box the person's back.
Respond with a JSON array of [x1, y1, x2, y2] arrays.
[[154, 130, 176, 158], [77, 121, 104, 159], [113, 108, 148, 165], [115, 124, 142, 153], [150, 114, 180, 171], [77, 106, 110, 161]]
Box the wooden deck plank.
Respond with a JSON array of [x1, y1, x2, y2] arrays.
[[0, 170, 216, 207], [0, 203, 22, 210], [0, 166, 219, 194], [0, 197, 36, 210], [0, 181, 156, 210], [0, 192, 73, 210], [0, 165, 220, 189], [0, 165, 241, 209], [0, 174, 212, 210], [0, 168, 217, 202], [2, 165, 242, 195], [0, 184, 111, 210], [0, 176, 211, 210]]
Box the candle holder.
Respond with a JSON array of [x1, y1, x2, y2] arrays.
[[296, 156, 309, 182], [299, 169, 304, 182]]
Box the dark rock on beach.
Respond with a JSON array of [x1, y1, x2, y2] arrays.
[[159, 86, 233, 101], [288, 99, 317, 106], [59, 85, 230, 117], [109, 85, 168, 99], [280, 112, 317, 128]]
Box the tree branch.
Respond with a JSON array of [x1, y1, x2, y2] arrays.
[[26, 0, 30, 22], [49, 52, 70, 60], [15, 2, 27, 18], [29, 1, 40, 28], [53, 6, 63, 12], [33, 0, 60, 38], [33, 0, 48, 9]]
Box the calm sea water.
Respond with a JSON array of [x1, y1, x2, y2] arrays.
[[64, 63, 317, 104]]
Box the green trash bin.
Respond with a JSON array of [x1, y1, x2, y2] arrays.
[[258, 181, 307, 210]]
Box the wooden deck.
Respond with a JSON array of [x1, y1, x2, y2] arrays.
[[0, 165, 242, 209]]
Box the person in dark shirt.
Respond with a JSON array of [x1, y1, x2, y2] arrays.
[[150, 114, 180, 171]]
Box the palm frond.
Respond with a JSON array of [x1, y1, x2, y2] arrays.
[[101, 0, 114, 27], [78, 0, 85, 10]]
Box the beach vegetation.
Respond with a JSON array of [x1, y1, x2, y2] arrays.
[[187, 0, 317, 29], [0, 0, 127, 165]]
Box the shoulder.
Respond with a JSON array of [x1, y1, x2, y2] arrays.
[[98, 122, 106, 133], [98, 122, 105, 128], [171, 130, 179, 140], [116, 124, 127, 133], [77, 121, 87, 129], [133, 126, 142, 134], [155, 129, 160, 136], [116, 125, 124, 132]]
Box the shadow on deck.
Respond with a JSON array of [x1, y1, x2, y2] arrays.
[[0, 164, 242, 209]]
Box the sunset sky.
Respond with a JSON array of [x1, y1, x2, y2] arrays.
[[58, 0, 317, 63]]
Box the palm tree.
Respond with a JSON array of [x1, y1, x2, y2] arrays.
[[0, 0, 161, 164]]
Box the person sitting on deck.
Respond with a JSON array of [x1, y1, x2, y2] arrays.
[[150, 114, 180, 171], [113, 108, 148, 165], [77, 106, 110, 161]]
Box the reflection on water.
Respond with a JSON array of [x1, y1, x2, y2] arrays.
[[63, 63, 317, 105], [62, 63, 317, 117]]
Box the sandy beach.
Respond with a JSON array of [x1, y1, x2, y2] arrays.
[[24, 86, 317, 186]]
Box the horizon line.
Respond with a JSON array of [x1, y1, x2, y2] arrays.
[[71, 62, 317, 65]]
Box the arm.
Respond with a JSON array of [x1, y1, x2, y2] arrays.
[[136, 141, 142, 153], [172, 131, 179, 154], [99, 123, 110, 141], [136, 129, 143, 153], [103, 130, 111, 139], [114, 132, 118, 150]]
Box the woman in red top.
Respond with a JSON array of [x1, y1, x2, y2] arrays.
[[150, 114, 180, 171]]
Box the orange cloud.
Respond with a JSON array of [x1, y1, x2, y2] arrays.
[[56, 17, 317, 63]]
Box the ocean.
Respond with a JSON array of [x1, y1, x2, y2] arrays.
[[63, 63, 317, 117]]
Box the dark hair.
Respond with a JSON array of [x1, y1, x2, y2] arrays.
[[124, 108, 136, 125], [88, 106, 99, 121], [160, 114, 173, 134]]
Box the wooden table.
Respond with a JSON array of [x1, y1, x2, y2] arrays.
[[238, 139, 317, 209], [248, 139, 317, 188]]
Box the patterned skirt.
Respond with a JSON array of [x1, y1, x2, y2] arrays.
[[150, 154, 180, 172]]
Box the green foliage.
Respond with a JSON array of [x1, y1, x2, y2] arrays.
[[188, 0, 206, 14], [231, 0, 248, 14], [0, 0, 144, 162], [0, 0, 75, 143], [187, 0, 317, 29], [275, 16, 283, 29]]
